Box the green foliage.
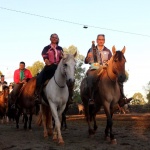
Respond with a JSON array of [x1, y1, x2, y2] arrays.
[[64, 45, 86, 103], [131, 92, 146, 105], [145, 81, 150, 104], [26, 61, 44, 76], [63, 45, 85, 61]]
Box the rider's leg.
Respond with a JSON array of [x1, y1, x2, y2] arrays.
[[34, 64, 58, 103], [86, 69, 98, 105], [118, 82, 132, 107]]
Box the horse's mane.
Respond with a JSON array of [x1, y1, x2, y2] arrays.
[[113, 51, 126, 61]]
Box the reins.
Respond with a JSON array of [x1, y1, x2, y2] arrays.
[[106, 68, 117, 83], [54, 74, 66, 88]]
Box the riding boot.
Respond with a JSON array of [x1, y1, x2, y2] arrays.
[[118, 82, 132, 107], [34, 85, 43, 104]]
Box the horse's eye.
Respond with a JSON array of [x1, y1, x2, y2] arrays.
[[64, 64, 67, 67], [114, 59, 117, 62]]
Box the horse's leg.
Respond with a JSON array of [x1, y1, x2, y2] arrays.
[[85, 104, 95, 136], [110, 106, 117, 144], [28, 113, 32, 130], [15, 109, 20, 129], [50, 103, 64, 145], [103, 102, 112, 140], [93, 114, 98, 132], [103, 102, 117, 144], [47, 109, 53, 136], [61, 110, 67, 130], [23, 113, 28, 130], [41, 105, 48, 138]]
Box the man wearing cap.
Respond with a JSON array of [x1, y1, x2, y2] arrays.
[[0, 75, 8, 92]]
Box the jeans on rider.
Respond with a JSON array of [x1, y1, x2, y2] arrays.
[[86, 69, 99, 105], [35, 64, 58, 103]]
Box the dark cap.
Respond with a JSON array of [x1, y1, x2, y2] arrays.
[[1, 75, 4, 77]]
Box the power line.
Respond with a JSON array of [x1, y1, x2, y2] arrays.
[[1, 6, 150, 38]]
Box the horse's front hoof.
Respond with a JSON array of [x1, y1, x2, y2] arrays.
[[105, 136, 110, 142], [88, 134, 94, 138], [44, 131, 48, 138], [111, 139, 117, 145], [58, 138, 64, 146], [53, 134, 58, 142]]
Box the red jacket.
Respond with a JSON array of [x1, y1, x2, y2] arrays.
[[14, 69, 32, 84]]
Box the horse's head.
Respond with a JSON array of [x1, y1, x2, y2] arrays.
[[3, 86, 9, 100], [108, 46, 126, 82], [61, 52, 77, 84]]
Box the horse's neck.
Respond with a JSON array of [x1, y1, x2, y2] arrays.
[[54, 61, 66, 86], [106, 63, 117, 82]]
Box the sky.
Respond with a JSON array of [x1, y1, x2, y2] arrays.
[[0, 0, 150, 100]]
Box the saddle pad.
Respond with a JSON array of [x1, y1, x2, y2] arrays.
[[89, 63, 101, 70]]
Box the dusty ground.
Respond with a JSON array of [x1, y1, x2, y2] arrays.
[[0, 113, 150, 150]]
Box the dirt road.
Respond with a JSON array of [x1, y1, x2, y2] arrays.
[[0, 113, 150, 150]]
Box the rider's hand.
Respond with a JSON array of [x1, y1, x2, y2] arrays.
[[44, 59, 51, 66], [87, 52, 92, 58]]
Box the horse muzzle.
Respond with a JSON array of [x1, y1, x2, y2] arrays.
[[67, 78, 75, 85], [118, 74, 126, 82]]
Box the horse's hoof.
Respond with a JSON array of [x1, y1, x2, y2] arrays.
[[88, 134, 94, 138], [105, 136, 110, 142], [58, 139, 64, 146], [44, 132, 48, 138], [48, 131, 53, 136], [111, 139, 117, 145], [53, 135, 58, 142]]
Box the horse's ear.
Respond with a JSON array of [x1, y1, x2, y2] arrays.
[[63, 53, 67, 59], [121, 46, 126, 54], [73, 51, 77, 58], [112, 45, 116, 55]]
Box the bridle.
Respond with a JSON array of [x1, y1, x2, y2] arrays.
[[53, 62, 67, 88]]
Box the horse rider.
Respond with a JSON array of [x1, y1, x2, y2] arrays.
[[85, 34, 112, 105], [0, 75, 8, 92], [11, 61, 32, 107], [85, 34, 131, 106], [35, 33, 74, 104]]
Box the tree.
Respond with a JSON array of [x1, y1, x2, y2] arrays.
[[27, 61, 44, 76], [145, 81, 150, 104], [63, 45, 86, 103], [131, 92, 146, 105], [63, 45, 85, 61], [0, 71, 3, 76], [73, 61, 86, 103]]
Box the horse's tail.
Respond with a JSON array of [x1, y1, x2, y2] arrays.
[[36, 111, 42, 126]]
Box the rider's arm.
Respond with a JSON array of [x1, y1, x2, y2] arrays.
[[84, 49, 93, 64]]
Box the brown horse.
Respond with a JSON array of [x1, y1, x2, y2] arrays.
[[8, 77, 37, 129], [0, 86, 9, 122], [80, 46, 126, 144]]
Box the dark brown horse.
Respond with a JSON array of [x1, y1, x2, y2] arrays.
[[80, 46, 126, 144], [8, 77, 37, 129], [0, 86, 9, 122]]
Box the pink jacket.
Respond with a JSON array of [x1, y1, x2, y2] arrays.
[[14, 69, 32, 84]]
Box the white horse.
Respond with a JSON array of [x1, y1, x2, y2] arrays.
[[40, 53, 76, 145]]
